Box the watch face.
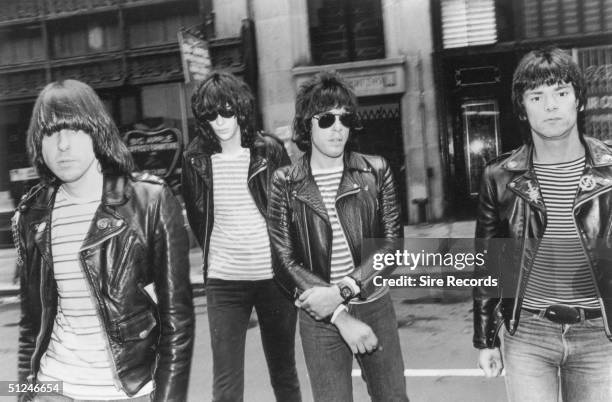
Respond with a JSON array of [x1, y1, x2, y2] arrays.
[[340, 286, 352, 300]]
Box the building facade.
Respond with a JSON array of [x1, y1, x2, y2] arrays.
[[430, 0, 612, 217], [247, 0, 445, 224], [0, 0, 256, 246]]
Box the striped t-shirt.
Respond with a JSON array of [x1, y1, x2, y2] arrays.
[[312, 167, 355, 283], [37, 186, 153, 399], [207, 148, 273, 280], [522, 156, 599, 310]]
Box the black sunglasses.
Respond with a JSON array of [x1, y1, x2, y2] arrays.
[[201, 108, 235, 122], [313, 112, 356, 129]]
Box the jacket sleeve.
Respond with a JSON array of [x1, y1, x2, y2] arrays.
[[15, 209, 35, 385], [348, 157, 402, 299], [473, 164, 502, 349], [180, 154, 205, 249], [268, 169, 330, 298], [151, 185, 195, 402]]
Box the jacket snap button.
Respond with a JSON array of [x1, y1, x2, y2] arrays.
[[115, 220, 123, 227], [139, 330, 148, 339], [97, 218, 110, 230], [509, 182, 516, 188]]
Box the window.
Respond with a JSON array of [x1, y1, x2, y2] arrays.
[[523, 0, 612, 38], [441, 0, 497, 49], [49, 14, 120, 58], [308, 0, 385, 65]]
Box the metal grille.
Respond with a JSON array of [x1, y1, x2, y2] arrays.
[[578, 45, 612, 142]]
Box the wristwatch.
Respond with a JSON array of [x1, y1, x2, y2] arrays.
[[336, 282, 354, 303]]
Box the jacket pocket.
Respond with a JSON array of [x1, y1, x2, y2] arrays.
[[118, 310, 157, 342]]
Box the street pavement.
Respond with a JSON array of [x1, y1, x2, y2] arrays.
[[0, 220, 509, 401]]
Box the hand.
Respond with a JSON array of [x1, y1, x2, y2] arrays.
[[333, 310, 379, 354], [478, 347, 503, 377], [295, 286, 343, 320]]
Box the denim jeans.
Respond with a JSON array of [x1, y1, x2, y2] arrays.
[[503, 310, 612, 402], [299, 292, 408, 402], [206, 278, 301, 402]]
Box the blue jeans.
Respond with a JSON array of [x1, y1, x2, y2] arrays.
[[299, 292, 408, 402], [206, 278, 301, 402], [503, 310, 612, 402]]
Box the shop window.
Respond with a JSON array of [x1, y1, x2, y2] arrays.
[[0, 25, 45, 66], [308, 0, 385, 65], [523, 0, 612, 38], [441, 0, 497, 49], [126, 2, 200, 49], [579, 45, 612, 143], [49, 14, 120, 58], [462, 100, 501, 195]]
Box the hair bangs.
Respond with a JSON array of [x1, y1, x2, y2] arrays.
[[27, 79, 134, 183], [197, 79, 237, 115], [190, 71, 257, 152], [306, 80, 356, 118], [35, 83, 100, 136], [515, 62, 574, 93]]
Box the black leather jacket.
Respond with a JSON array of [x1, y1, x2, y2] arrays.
[[181, 132, 291, 283], [267, 151, 402, 299], [15, 173, 194, 401], [474, 136, 612, 349]]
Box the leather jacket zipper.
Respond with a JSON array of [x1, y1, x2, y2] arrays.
[[79, 252, 125, 392], [572, 197, 611, 337], [30, 261, 51, 384], [334, 188, 361, 267], [247, 163, 267, 184], [302, 203, 313, 270], [510, 202, 542, 332]]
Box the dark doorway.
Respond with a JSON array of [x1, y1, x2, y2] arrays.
[[354, 96, 408, 223]]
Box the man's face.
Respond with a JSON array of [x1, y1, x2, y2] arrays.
[[208, 111, 240, 144], [310, 107, 351, 161], [522, 82, 580, 141], [42, 129, 98, 184]]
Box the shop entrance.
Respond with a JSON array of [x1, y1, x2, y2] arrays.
[[355, 97, 408, 223]]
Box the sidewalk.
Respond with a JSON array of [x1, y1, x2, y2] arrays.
[[0, 220, 476, 297]]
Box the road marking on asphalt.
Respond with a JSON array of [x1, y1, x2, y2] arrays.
[[351, 369, 506, 377]]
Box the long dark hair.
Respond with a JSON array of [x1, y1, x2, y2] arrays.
[[191, 71, 256, 152], [27, 79, 134, 184], [293, 70, 359, 152]]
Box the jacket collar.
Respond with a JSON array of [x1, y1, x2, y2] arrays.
[[503, 136, 612, 209], [184, 134, 268, 185], [30, 175, 130, 259], [31, 175, 131, 209], [288, 151, 371, 220]]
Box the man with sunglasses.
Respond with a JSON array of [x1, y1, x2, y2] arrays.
[[268, 71, 409, 401], [181, 72, 301, 402]]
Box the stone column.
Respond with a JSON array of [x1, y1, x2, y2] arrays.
[[382, 0, 444, 222], [251, 0, 310, 134]]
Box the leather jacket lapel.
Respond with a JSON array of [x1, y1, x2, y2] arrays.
[[503, 144, 546, 211], [291, 156, 328, 221], [574, 138, 612, 208], [80, 207, 127, 252], [81, 176, 129, 251]]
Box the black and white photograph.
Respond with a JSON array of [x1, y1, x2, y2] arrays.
[[0, 0, 611, 401]]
